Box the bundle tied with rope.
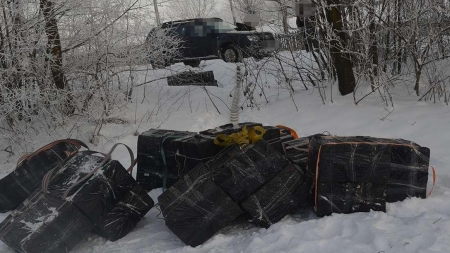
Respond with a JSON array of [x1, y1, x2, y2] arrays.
[[0, 142, 154, 253], [307, 135, 435, 217], [157, 124, 305, 246]]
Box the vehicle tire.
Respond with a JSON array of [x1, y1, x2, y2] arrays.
[[222, 44, 243, 63], [183, 60, 201, 68]]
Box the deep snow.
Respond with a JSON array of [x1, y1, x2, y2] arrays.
[[1, 57, 450, 253]]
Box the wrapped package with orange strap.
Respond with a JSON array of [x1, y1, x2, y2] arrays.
[[308, 135, 431, 217]]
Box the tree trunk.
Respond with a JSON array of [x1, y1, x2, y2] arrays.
[[369, 0, 378, 90], [396, 0, 402, 74], [281, 4, 289, 34], [0, 25, 7, 69], [228, 0, 237, 25], [414, 68, 421, 96], [383, 0, 390, 73], [40, 0, 67, 90], [153, 0, 161, 26], [326, 0, 356, 96]]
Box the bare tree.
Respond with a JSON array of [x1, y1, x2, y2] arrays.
[[167, 0, 218, 20], [40, 0, 67, 90], [0, 0, 181, 149]]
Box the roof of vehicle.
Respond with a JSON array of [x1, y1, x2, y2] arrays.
[[162, 18, 223, 27]]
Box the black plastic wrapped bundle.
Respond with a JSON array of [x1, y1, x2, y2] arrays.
[[45, 152, 154, 241], [76, 159, 154, 241], [309, 135, 431, 203], [309, 136, 419, 178], [158, 162, 243, 247], [27, 150, 152, 240], [282, 137, 310, 171], [173, 134, 224, 174], [241, 164, 310, 228], [95, 184, 154, 241], [262, 126, 282, 142], [0, 145, 153, 252], [0, 140, 85, 213], [137, 129, 194, 191], [0, 192, 93, 253], [387, 145, 430, 202], [268, 133, 295, 154], [316, 182, 387, 217], [211, 139, 290, 202], [167, 71, 218, 87], [314, 143, 392, 217]]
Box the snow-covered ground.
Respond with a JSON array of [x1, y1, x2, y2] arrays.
[[1, 58, 450, 253]]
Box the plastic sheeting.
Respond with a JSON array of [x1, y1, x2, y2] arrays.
[[241, 164, 310, 228], [137, 129, 194, 191], [316, 182, 387, 217], [387, 145, 430, 202], [0, 141, 80, 212], [95, 184, 154, 241], [282, 137, 311, 171], [167, 71, 218, 87], [48, 153, 154, 240], [174, 134, 225, 174], [268, 133, 295, 154], [0, 193, 93, 253], [314, 143, 392, 217], [309, 136, 431, 204], [211, 139, 290, 202], [158, 162, 243, 247]]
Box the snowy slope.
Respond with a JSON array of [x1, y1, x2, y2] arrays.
[[1, 58, 450, 253]]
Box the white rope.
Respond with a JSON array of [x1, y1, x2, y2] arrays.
[[230, 64, 243, 125]]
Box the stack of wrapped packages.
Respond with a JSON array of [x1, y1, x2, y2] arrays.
[[137, 124, 431, 247], [0, 123, 432, 251]]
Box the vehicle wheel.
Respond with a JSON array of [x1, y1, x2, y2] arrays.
[[183, 60, 201, 68], [222, 44, 243, 63]]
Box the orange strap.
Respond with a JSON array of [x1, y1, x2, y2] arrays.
[[276, 125, 299, 139], [428, 166, 437, 196], [16, 139, 88, 167]]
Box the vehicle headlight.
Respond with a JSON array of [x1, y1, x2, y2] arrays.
[[247, 35, 259, 41]]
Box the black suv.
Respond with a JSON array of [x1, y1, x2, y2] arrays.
[[146, 18, 278, 68]]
